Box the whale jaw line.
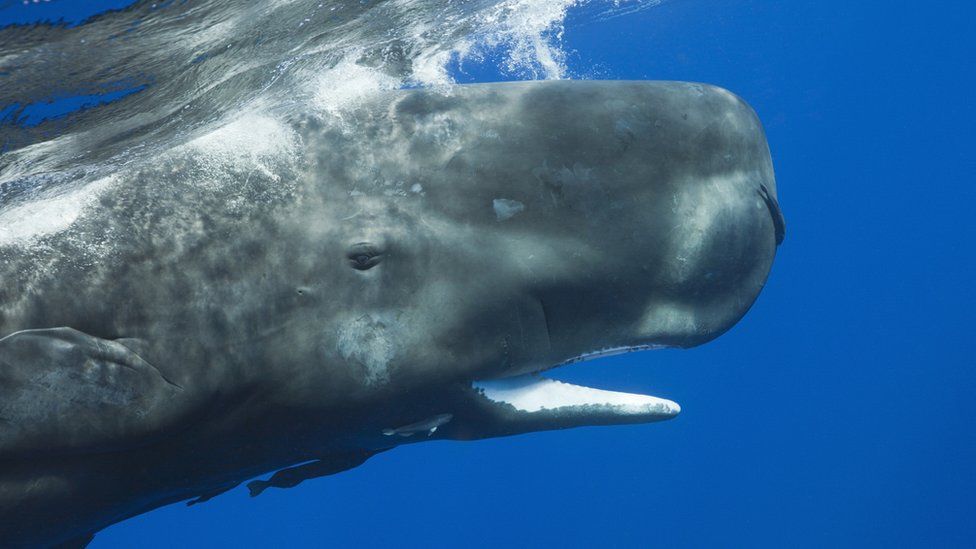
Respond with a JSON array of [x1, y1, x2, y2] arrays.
[[473, 375, 679, 419], [471, 346, 679, 425]]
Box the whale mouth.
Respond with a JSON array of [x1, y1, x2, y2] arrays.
[[472, 346, 679, 422]]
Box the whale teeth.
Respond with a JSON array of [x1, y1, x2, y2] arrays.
[[473, 375, 679, 417]]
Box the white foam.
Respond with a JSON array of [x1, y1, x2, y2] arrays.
[[306, 0, 585, 120], [0, 177, 114, 247], [465, 0, 578, 79], [181, 111, 300, 196], [474, 375, 680, 415], [189, 112, 298, 162], [312, 58, 402, 117]]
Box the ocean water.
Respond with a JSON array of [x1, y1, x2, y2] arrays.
[[1, 0, 973, 547]]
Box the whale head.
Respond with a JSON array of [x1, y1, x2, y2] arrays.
[[279, 80, 783, 440]]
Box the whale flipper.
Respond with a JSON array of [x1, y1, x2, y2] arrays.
[[247, 450, 385, 497], [0, 327, 184, 458]]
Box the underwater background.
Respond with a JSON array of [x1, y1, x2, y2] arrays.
[[0, 0, 972, 547]]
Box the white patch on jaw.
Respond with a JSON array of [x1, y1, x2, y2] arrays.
[[493, 198, 525, 221], [336, 313, 401, 384], [0, 176, 114, 247], [474, 375, 680, 416]]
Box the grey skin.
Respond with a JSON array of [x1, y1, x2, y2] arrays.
[[0, 81, 783, 546]]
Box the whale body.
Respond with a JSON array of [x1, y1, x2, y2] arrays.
[[0, 80, 783, 546]]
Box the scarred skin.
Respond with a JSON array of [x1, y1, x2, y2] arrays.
[[0, 81, 783, 546]]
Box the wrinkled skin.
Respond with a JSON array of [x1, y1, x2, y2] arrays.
[[0, 81, 783, 546]]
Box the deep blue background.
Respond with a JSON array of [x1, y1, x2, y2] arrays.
[[2, 1, 974, 547]]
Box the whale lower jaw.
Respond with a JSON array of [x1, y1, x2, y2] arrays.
[[473, 375, 680, 419], [471, 344, 679, 425]]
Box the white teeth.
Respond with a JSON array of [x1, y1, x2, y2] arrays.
[[559, 345, 668, 365], [473, 375, 680, 416]]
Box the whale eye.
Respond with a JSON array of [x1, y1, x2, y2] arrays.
[[347, 243, 383, 270]]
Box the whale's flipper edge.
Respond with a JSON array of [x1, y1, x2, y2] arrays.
[[247, 449, 388, 497], [0, 327, 184, 458]]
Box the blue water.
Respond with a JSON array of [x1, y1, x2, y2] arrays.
[[2, 84, 146, 127], [2, 0, 973, 547], [0, 0, 139, 27]]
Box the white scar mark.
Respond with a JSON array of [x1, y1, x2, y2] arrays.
[[382, 413, 453, 437], [335, 312, 402, 384], [493, 198, 525, 221]]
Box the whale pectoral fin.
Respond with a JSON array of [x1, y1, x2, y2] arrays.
[[247, 449, 386, 497], [0, 327, 184, 458]]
